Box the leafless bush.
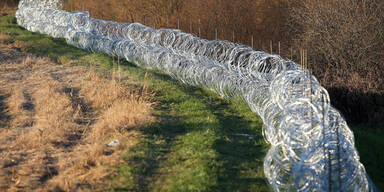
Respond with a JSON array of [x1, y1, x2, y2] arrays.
[[287, 0, 384, 93], [284, 0, 384, 124]]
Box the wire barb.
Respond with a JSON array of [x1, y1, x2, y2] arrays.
[[15, 1, 376, 191]]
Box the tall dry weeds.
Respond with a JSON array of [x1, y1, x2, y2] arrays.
[[80, 72, 154, 141], [63, 0, 289, 47]]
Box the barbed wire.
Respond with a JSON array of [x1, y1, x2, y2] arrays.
[[16, 0, 376, 191]]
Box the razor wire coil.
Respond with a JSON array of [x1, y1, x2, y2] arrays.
[[16, 0, 376, 191]]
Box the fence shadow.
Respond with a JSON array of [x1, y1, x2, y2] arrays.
[[328, 87, 384, 126]]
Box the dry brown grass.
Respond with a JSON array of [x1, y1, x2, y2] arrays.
[[90, 99, 152, 141], [47, 72, 154, 191], [14, 78, 79, 149], [80, 72, 128, 110], [0, 44, 156, 191], [80, 72, 154, 141], [6, 86, 33, 129], [0, 32, 11, 44]]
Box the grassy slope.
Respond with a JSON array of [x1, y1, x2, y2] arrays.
[[0, 15, 383, 191]]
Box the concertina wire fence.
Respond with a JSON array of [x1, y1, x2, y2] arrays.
[[15, 0, 376, 191]]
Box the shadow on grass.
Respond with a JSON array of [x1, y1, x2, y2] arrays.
[[351, 125, 384, 191], [209, 102, 270, 192], [113, 99, 188, 191], [23, 37, 88, 59], [180, 85, 270, 191], [134, 71, 269, 191], [0, 92, 10, 129]]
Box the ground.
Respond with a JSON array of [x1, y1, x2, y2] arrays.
[[0, 42, 155, 191], [0, 13, 383, 191]]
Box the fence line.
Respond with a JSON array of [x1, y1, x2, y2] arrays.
[[16, 0, 376, 191]]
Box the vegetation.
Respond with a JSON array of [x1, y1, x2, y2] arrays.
[[286, 0, 384, 124], [62, 0, 384, 125], [0, 14, 271, 191], [0, 34, 155, 190], [0, 0, 18, 10], [0, 1, 383, 190], [2, 0, 384, 124], [63, 0, 286, 46]]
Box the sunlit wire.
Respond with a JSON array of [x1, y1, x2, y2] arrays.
[[16, 1, 376, 191]]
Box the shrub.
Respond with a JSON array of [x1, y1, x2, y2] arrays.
[[286, 0, 384, 124]]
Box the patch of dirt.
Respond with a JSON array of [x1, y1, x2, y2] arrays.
[[0, 43, 155, 191]]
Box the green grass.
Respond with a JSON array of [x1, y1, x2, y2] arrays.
[[105, 59, 270, 192], [351, 125, 384, 190], [1, 14, 383, 191]]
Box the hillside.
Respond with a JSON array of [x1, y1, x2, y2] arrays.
[[0, 14, 271, 191], [64, 0, 384, 125], [0, 12, 383, 191]]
